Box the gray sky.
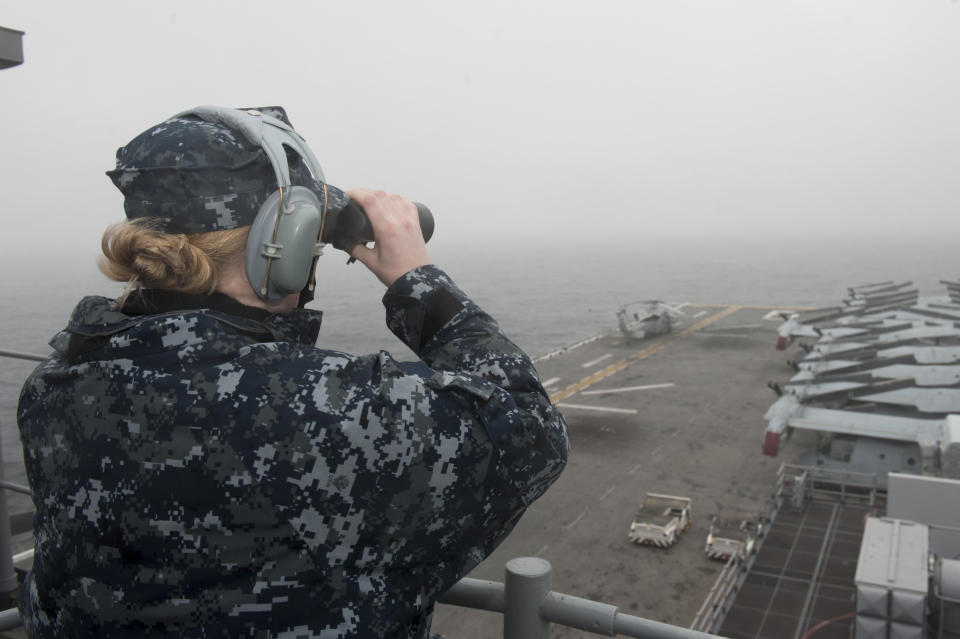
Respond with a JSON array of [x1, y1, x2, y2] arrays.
[[3, 0, 960, 255]]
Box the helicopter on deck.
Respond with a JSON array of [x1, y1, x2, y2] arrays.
[[616, 300, 687, 342]]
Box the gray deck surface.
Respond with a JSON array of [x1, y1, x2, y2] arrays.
[[431, 304, 811, 638]]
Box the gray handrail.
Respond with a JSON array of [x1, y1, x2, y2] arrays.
[[0, 558, 726, 636], [0, 349, 47, 363], [0, 607, 19, 631], [439, 558, 725, 639], [0, 347, 39, 621], [0, 480, 31, 497]]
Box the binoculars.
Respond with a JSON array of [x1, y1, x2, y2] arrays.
[[322, 199, 435, 251]]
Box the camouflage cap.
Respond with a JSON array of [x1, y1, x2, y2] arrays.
[[106, 106, 347, 234]]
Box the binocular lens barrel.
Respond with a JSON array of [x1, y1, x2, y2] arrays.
[[322, 200, 434, 250]]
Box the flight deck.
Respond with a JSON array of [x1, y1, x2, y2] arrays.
[[432, 304, 810, 637]]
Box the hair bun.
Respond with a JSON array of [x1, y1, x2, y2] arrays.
[[99, 220, 249, 299]]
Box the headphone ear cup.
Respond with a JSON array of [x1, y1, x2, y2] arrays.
[[245, 186, 324, 300]]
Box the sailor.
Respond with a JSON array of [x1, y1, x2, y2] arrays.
[[17, 106, 568, 638]]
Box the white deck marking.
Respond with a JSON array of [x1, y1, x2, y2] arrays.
[[556, 403, 639, 415], [693, 310, 707, 318], [599, 486, 615, 501], [581, 383, 674, 395], [627, 463, 643, 476], [535, 545, 549, 557], [564, 512, 585, 530], [651, 445, 663, 456], [534, 334, 604, 364], [581, 353, 613, 368], [542, 377, 561, 388]]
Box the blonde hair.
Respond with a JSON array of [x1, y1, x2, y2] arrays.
[[99, 219, 250, 305]]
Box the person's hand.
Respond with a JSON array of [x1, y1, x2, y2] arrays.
[[346, 189, 431, 287]]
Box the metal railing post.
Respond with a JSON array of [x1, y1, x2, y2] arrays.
[[0, 350, 47, 363], [504, 557, 551, 639], [0, 422, 17, 597]]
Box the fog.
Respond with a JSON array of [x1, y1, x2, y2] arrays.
[[2, 0, 960, 261]]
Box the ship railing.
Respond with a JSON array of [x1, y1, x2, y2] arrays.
[[0, 350, 723, 637], [0, 555, 727, 636], [687, 466, 798, 633], [688, 498, 772, 635], [439, 557, 724, 639], [689, 463, 884, 635], [0, 349, 41, 621], [688, 552, 742, 633], [932, 567, 960, 639], [777, 463, 881, 508]]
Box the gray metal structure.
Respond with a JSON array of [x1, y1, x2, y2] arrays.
[[0, 543, 728, 638], [439, 558, 723, 639], [854, 517, 929, 639], [793, 436, 925, 489], [933, 559, 960, 639], [0, 27, 23, 70], [0, 553, 732, 638], [887, 473, 960, 558]]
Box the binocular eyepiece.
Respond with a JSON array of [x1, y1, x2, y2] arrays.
[[322, 200, 435, 251]]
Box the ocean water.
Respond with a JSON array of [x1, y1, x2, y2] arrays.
[[0, 231, 956, 468]]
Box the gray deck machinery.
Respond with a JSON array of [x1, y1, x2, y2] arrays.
[[764, 280, 960, 482]]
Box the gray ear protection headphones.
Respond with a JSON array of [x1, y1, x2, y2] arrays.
[[178, 105, 329, 302]]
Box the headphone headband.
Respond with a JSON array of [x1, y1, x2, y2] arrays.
[[172, 106, 331, 302], [176, 106, 326, 191]]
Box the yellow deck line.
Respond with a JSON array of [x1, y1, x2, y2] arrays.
[[686, 303, 816, 311], [549, 305, 743, 404]]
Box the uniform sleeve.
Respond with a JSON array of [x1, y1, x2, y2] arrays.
[[383, 265, 569, 507], [223, 266, 568, 632]]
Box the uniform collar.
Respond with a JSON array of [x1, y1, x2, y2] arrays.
[[120, 289, 275, 322], [51, 293, 323, 361]]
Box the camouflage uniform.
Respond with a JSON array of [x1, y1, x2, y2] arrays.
[[17, 265, 569, 637]]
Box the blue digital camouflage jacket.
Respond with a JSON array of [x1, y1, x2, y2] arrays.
[[17, 265, 569, 638]]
